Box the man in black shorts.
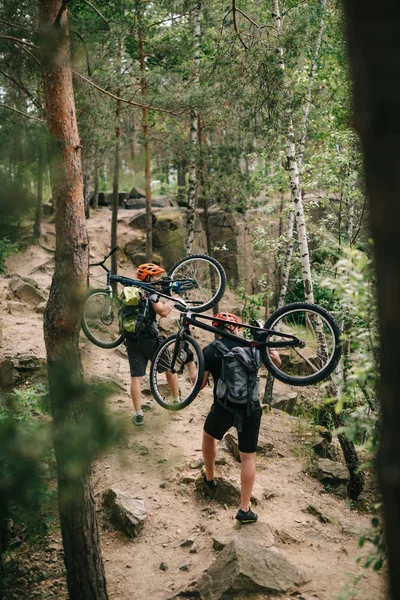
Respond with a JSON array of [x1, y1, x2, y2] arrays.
[[126, 263, 179, 426], [200, 312, 281, 524]]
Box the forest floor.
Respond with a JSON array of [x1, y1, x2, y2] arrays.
[[1, 208, 385, 600]]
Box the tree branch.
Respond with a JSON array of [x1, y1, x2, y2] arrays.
[[232, 0, 249, 50], [71, 30, 91, 76], [0, 71, 42, 110], [0, 18, 33, 33], [0, 35, 39, 49], [54, 0, 70, 26], [80, 0, 110, 28], [0, 103, 45, 123], [73, 71, 182, 116]]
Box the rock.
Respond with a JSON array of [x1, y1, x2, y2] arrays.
[[257, 440, 274, 456], [0, 358, 20, 389], [9, 274, 39, 291], [303, 504, 332, 524], [312, 438, 338, 461], [13, 351, 43, 371], [129, 186, 146, 199], [315, 458, 349, 485], [189, 457, 204, 469], [13, 281, 47, 306], [7, 300, 27, 316], [213, 522, 274, 552], [42, 202, 53, 215], [224, 432, 240, 462], [179, 559, 192, 572], [271, 390, 298, 414], [195, 475, 258, 506], [160, 562, 168, 571], [180, 536, 197, 548], [103, 488, 147, 538], [197, 524, 306, 599], [274, 529, 301, 544], [36, 302, 47, 314]]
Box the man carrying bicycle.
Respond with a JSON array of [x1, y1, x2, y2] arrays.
[[126, 263, 180, 426], [200, 312, 281, 524]]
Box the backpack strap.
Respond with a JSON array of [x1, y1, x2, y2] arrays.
[[212, 339, 230, 355]]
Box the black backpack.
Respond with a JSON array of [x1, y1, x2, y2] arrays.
[[213, 340, 261, 432]]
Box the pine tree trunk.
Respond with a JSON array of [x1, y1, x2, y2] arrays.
[[83, 168, 92, 219], [33, 141, 45, 240], [92, 163, 99, 210], [342, 2, 400, 594], [111, 99, 120, 286], [136, 4, 152, 262], [39, 3, 108, 599], [186, 4, 201, 254]]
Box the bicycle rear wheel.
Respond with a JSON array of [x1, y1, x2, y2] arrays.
[[150, 333, 204, 410], [261, 303, 341, 386], [81, 289, 123, 349], [167, 254, 226, 313]]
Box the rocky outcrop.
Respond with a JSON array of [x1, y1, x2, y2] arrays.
[[124, 206, 277, 291]]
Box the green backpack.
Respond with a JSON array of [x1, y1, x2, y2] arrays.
[[118, 286, 153, 338]]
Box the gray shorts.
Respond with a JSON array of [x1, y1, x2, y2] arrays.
[[125, 334, 169, 377]]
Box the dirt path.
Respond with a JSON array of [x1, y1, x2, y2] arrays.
[[1, 209, 384, 600]]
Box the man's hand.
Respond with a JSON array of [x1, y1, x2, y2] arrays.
[[269, 349, 281, 368]]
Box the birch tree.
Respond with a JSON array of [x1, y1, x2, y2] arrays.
[[39, 1, 108, 598], [186, 2, 201, 254]]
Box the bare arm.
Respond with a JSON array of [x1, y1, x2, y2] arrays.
[[201, 370, 210, 390], [152, 299, 172, 318]]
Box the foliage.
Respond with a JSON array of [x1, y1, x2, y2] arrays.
[[0, 238, 18, 275], [357, 509, 385, 572], [0, 385, 54, 539]]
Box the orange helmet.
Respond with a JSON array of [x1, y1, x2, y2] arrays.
[[212, 312, 241, 331], [136, 263, 165, 281]]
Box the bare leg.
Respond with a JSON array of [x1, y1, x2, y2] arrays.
[[187, 361, 197, 384], [166, 370, 179, 399], [130, 376, 143, 412], [202, 431, 217, 481], [239, 451, 256, 511]]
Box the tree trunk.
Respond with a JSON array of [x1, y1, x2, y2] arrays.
[[39, 3, 108, 599], [111, 99, 121, 286], [177, 160, 186, 203], [92, 163, 99, 210], [33, 141, 45, 240], [136, 3, 152, 262], [342, 1, 400, 595], [83, 167, 92, 219], [186, 4, 201, 254]]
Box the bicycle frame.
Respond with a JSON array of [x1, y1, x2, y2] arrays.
[[89, 247, 198, 297], [166, 309, 305, 374]]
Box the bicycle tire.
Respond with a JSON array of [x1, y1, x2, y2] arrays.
[[150, 333, 205, 410], [81, 289, 124, 349], [167, 254, 226, 313], [261, 302, 341, 386]]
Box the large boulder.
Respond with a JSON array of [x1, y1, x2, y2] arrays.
[[196, 523, 306, 599], [128, 209, 185, 269], [11, 280, 47, 306], [129, 186, 145, 199]]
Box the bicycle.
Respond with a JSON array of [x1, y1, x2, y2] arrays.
[[149, 301, 342, 411], [81, 247, 227, 349]]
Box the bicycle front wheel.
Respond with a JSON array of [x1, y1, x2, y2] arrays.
[[261, 303, 341, 386], [81, 289, 124, 349], [167, 254, 226, 312], [150, 333, 204, 410]]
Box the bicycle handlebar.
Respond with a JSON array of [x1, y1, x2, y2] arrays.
[[89, 246, 118, 268]]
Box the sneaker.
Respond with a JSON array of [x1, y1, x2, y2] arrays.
[[235, 507, 258, 524], [132, 414, 144, 426], [201, 466, 217, 489]]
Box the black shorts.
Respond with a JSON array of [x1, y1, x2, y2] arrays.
[[125, 334, 169, 377], [203, 401, 262, 454]]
